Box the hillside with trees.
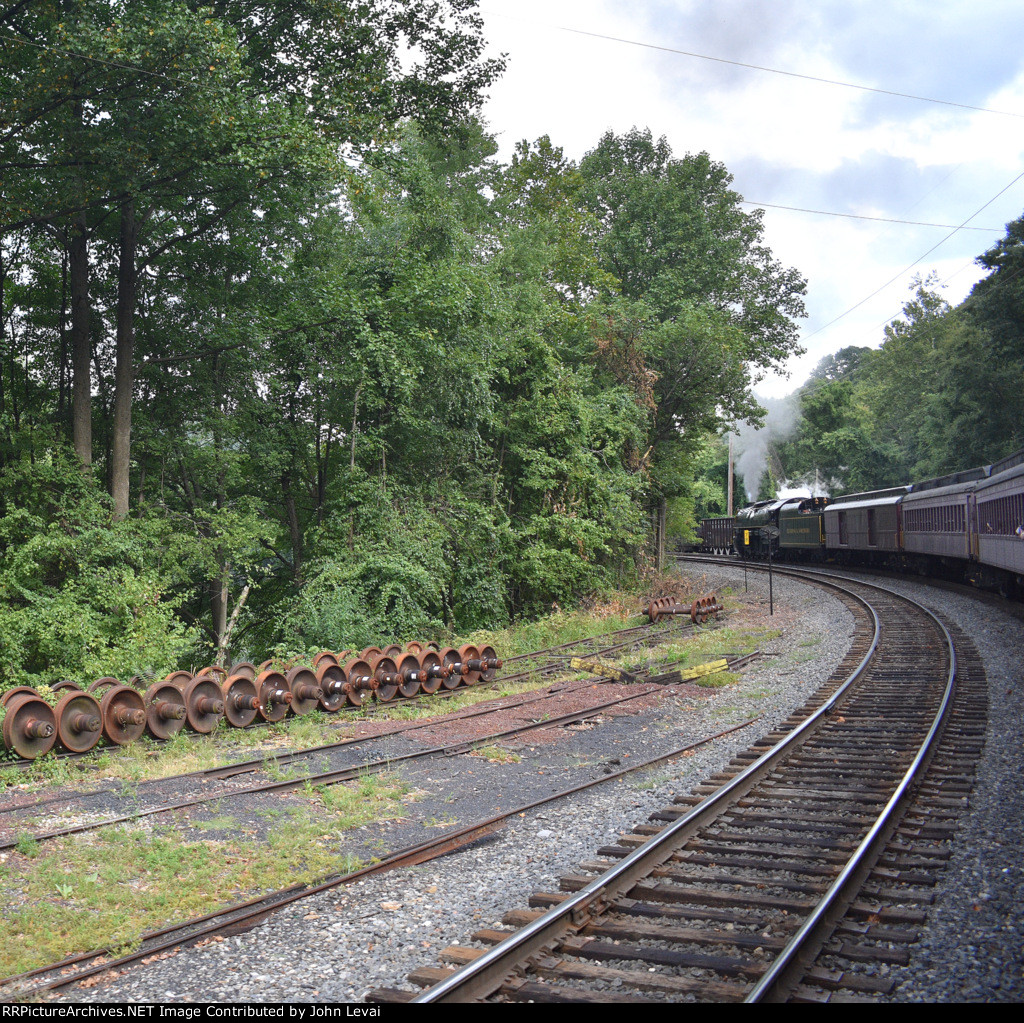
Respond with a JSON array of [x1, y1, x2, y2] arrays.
[[0, 3, 808, 686]]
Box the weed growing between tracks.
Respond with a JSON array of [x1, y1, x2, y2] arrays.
[[0, 774, 413, 977], [0, 571, 794, 977], [464, 606, 644, 662], [469, 745, 522, 763], [629, 622, 780, 676]]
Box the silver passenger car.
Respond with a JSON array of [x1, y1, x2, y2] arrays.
[[901, 466, 988, 565], [974, 454, 1024, 579]]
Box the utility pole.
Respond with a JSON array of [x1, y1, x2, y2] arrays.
[[727, 435, 734, 517]]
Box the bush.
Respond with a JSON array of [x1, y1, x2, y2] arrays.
[[0, 446, 199, 688]]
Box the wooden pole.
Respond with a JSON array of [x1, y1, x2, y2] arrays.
[[727, 435, 734, 517]]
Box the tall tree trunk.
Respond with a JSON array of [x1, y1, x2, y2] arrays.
[[282, 472, 302, 582], [211, 561, 229, 656], [657, 497, 667, 571], [0, 243, 6, 433], [58, 241, 69, 428], [68, 214, 92, 466], [348, 383, 361, 552], [216, 582, 250, 668], [111, 199, 138, 518]]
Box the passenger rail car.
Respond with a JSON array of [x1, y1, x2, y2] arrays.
[[825, 487, 906, 566], [899, 466, 988, 577], [730, 446, 1024, 599], [975, 455, 1024, 587]]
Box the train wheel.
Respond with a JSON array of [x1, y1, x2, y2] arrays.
[[370, 654, 401, 703], [255, 670, 292, 723], [478, 645, 502, 682], [2, 692, 57, 759], [315, 662, 348, 713], [438, 647, 462, 689], [417, 650, 446, 695], [181, 675, 226, 734], [143, 681, 188, 740], [54, 690, 102, 753], [96, 682, 147, 746], [285, 666, 323, 717], [395, 652, 423, 698], [221, 675, 261, 728], [196, 665, 228, 682], [342, 657, 374, 708], [458, 644, 482, 686]]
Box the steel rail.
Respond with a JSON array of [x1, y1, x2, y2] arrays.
[[412, 575, 882, 1002], [744, 588, 958, 1001], [674, 557, 964, 1000], [0, 652, 731, 852], [0, 716, 763, 1001]]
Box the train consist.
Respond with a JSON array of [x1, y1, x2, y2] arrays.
[[0, 641, 501, 760], [696, 447, 1024, 597]]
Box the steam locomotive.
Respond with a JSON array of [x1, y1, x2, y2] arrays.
[[696, 447, 1024, 598]]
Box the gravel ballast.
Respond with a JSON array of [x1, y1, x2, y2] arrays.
[[32, 564, 1023, 1003]]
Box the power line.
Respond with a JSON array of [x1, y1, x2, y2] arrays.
[[0, 27, 201, 89], [802, 167, 1024, 342], [741, 200, 1001, 232], [484, 11, 1024, 120]]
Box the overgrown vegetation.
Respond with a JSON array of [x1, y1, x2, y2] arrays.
[[0, 5, 808, 692], [0, 771, 412, 976]]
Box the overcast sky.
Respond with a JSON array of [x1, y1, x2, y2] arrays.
[[474, 0, 1024, 398]]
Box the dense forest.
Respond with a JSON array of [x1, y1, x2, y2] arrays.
[[0, 1, 809, 686]]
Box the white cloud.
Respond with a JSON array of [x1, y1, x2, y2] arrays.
[[477, 1, 1024, 399]]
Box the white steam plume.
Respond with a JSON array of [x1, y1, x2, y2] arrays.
[[730, 396, 802, 502]]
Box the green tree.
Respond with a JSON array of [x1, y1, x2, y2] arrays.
[[857, 277, 950, 480], [579, 128, 806, 361], [576, 127, 806, 550], [1, 0, 502, 515], [941, 215, 1024, 464]]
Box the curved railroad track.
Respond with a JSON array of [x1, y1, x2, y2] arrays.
[[0, 607, 752, 999], [372, 568, 986, 1002], [0, 692, 761, 1001]]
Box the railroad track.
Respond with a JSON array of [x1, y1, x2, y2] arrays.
[[0, 681, 761, 1000], [0, 606, 754, 996], [0, 613, 727, 846], [370, 569, 986, 1002], [0, 666, 737, 852], [1, 613, 702, 773]]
